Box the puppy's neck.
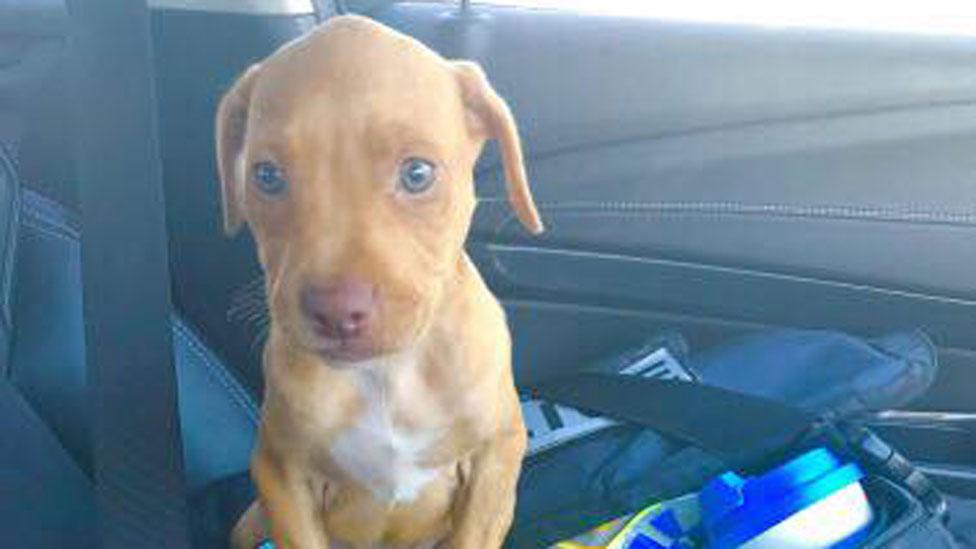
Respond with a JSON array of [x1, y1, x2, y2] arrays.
[[338, 349, 420, 391]]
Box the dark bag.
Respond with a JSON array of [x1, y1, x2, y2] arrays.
[[509, 330, 960, 548]]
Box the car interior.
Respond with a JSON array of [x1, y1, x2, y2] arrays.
[[2, 0, 976, 547]]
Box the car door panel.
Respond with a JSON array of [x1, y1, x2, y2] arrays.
[[371, 3, 976, 416]]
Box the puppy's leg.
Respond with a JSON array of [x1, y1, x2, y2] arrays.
[[444, 427, 527, 549], [251, 450, 330, 549], [230, 501, 270, 549]]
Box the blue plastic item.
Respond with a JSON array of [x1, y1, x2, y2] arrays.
[[699, 448, 871, 548]]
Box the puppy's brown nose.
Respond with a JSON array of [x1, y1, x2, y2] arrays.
[[301, 279, 376, 340]]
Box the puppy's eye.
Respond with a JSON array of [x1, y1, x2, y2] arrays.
[[252, 161, 288, 196], [398, 158, 436, 195]]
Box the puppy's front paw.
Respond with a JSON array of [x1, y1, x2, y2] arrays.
[[230, 501, 271, 549]]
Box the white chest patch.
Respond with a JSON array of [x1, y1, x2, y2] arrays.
[[328, 353, 443, 503]]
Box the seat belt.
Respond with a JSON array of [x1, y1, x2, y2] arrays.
[[66, 1, 192, 547], [532, 372, 820, 471], [533, 372, 949, 517]]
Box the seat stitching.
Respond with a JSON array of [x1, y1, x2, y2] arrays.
[[19, 192, 260, 426], [174, 321, 257, 422], [21, 219, 79, 244], [173, 322, 260, 425], [174, 325, 260, 426], [22, 192, 81, 234], [22, 201, 80, 238], [493, 200, 976, 234], [21, 197, 80, 242]]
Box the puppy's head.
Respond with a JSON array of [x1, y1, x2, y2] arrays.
[[216, 15, 542, 363]]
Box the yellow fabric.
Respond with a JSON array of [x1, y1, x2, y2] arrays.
[[553, 504, 661, 549]]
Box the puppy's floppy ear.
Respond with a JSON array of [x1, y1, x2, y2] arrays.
[[215, 64, 261, 236], [453, 61, 544, 235]]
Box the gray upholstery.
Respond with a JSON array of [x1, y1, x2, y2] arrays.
[[0, 145, 96, 548], [0, 376, 96, 549], [174, 317, 258, 490], [11, 187, 257, 490]]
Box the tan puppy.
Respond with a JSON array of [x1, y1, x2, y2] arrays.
[[216, 15, 543, 549]]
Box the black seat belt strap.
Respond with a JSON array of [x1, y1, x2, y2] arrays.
[[67, 1, 192, 547], [534, 372, 950, 518], [532, 373, 817, 470]]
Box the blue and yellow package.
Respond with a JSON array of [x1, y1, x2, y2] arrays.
[[554, 494, 701, 549]]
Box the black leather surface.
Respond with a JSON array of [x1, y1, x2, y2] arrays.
[[0, 376, 96, 549], [11, 190, 90, 470], [0, 141, 95, 549], [173, 317, 257, 490], [481, 245, 976, 410], [0, 147, 18, 368], [0, 0, 67, 35], [0, 7, 266, 507], [12, 188, 258, 489]]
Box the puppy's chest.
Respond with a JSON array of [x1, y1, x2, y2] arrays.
[[329, 399, 443, 503], [323, 357, 465, 503]]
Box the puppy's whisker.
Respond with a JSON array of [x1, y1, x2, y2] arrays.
[[232, 275, 267, 296], [249, 323, 270, 354], [228, 296, 263, 312], [229, 298, 263, 311], [230, 296, 265, 310], [230, 292, 266, 308], [268, 243, 291, 312], [229, 303, 266, 320], [239, 306, 270, 326], [228, 274, 270, 327], [232, 288, 265, 300], [228, 299, 265, 318]]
